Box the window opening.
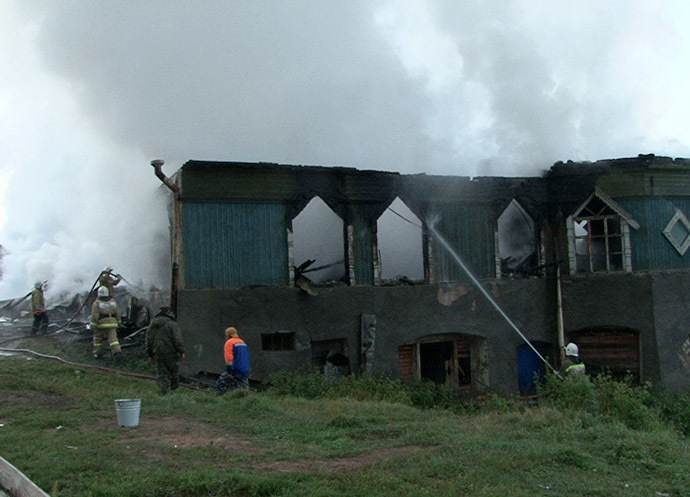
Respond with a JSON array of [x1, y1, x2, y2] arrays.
[[497, 199, 538, 277], [261, 331, 295, 351], [377, 197, 424, 283], [311, 339, 347, 370], [568, 189, 638, 274], [292, 196, 346, 285]]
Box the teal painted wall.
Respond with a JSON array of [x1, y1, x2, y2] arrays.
[[351, 216, 375, 285], [620, 197, 690, 270], [182, 202, 289, 288]]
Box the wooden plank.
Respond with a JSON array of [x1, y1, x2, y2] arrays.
[[398, 344, 415, 382], [0, 456, 51, 497]]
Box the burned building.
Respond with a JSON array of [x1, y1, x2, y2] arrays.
[[152, 154, 690, 394]]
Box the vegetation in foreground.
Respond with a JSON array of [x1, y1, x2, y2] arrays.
[[0, 348, 689, 497]]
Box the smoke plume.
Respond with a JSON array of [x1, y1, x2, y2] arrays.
[[0, 0, 689, 300]]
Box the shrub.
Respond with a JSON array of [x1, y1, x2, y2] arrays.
[[266, 367, 329, 399], [646, 384, 690, 436], [591, 374, 661, 431], [537, 370, 596, 412], [537, 372, 671, 432]]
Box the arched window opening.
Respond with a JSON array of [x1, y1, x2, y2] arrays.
[[292, 196, 346, 285], [377, 197, 424, 283], [567, 188, 639, 274], [497, 199, 538, 278]]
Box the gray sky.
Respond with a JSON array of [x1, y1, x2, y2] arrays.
[[1, 0, 689, 299]]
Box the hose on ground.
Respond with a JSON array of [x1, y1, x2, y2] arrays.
[[0, 347, 209, 393]]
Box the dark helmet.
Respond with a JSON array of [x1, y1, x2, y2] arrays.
[[158, 306, 176, 320]]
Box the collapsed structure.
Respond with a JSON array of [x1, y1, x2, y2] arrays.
[[153, 154, 690, 394]]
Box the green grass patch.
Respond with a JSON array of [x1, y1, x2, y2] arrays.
[[1, 355, 689, 496]]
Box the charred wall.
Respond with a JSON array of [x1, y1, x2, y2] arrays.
[[177, 278, 556, 393]]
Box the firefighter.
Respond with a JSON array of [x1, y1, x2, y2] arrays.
[[560, 342, 586, 376], [30, 281, 49, 335], [146, 307, 185, 395], [98, 267, 121, 298], [216, 326, 251, 394], [90, 286, 122, 360]]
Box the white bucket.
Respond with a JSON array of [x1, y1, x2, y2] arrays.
[[115, 399, 141, 427]]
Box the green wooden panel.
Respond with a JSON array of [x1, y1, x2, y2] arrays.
[[620, 197, 690, 270], [431, 204, 495, 282], [351, 216, 374, 285], [182, 202, 289, 288]]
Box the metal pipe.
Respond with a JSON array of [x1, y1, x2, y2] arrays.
[[151, 159, 181, 315], [554, 238, 565, 364]]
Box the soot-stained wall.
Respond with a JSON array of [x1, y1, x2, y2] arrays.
[[177, 278, 556, 393]]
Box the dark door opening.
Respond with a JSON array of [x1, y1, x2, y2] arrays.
[[420, 341, 454, 384]]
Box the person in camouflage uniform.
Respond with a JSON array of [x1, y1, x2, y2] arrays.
[[146, 307, 185, 394]]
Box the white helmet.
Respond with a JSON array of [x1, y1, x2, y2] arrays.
[[97, 286, 110, 298], [34, 281, 42, 289], [565, 342, 579, 357]]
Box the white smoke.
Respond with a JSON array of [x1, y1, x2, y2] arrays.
[[0, 0, 689, 300]]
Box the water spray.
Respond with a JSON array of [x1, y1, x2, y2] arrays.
[[426, 217, 560, 377]]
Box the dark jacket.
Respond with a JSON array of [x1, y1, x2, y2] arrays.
[[146, 313, 184, 359]]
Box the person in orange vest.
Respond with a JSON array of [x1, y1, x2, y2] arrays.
[[30, 281, 49, 335], [216, 326, 251, 394], [90, 286, 122, 360]]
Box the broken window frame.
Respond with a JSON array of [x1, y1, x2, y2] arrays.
[[566, 188, 639, 275], [495, 199, 541, 279], [311, 338, 347, 370]]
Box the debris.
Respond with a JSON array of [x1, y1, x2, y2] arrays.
[[55, 425, 63, 430], [65, 446, 78, 450], [538, 484, 551, 490]]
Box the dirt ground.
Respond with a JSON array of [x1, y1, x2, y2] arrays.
[[124, 416, 426, 473]]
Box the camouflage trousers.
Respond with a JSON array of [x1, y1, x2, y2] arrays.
[[93, 326, 121, 356], [155, 354, 180, 395], [216, 371, 249, 395]]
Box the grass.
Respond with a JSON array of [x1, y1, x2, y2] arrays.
[[1, 339, 689, 496]]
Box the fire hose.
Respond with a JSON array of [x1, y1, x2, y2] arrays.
[[0, 346, 209, 392]]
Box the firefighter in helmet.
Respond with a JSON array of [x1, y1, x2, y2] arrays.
[[30, 281, 49, 335], [560, 342, 586, 376], [91, 286, 122, 360], [98, 267, 121, 298]]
